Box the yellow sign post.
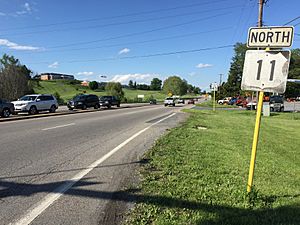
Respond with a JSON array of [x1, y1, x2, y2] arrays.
[[246, 91, 264, 192]]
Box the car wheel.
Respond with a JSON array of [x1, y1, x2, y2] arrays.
[[107, 104, 111, 109], [94, 104, 99, 109], [164, 104, 167, 107], [2, 108, 11, 118], [117, 104, 120, 107], [280, 107, 284, 112], [270, 107, 274, 112], [173, 103, 175, 107], [82, 104, 87, 110], [29, 106, 37, 115], [49, 105, 56, 113]]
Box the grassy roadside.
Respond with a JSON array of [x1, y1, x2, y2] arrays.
[[126, 110, 300, 225], [196, 100, 238, 108]]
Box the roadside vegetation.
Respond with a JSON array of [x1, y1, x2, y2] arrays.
[[126, 110, 300, 225], [196, 99, 238, 108]]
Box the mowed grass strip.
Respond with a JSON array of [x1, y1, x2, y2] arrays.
[[126, 110, 300, 225]]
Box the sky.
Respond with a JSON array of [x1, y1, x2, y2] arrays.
[[0, 0, 299, 91]]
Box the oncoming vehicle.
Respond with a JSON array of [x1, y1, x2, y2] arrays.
[[217, 97, 231, 105], [67, 94, 100, 110], [164, 97, 175, 107], [12, 94, 58, 115], [99, 96, 120, 108], [0, 99, 15, 118]]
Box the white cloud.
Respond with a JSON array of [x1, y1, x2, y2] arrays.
[[16, 2, 32, 15], [48, 62, 59, 69], [0, 12, 6, 16], [24, 3, 31, 12], [0, 39, 40, 51], [196, 63, 213, 69], [118, 48, 130, 55], [77, 72, 94, 76], [110, 73, 157, 84]]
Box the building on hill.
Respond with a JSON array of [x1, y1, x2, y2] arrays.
[[81, 80, 90, 86], [40, 73, 74, 80]]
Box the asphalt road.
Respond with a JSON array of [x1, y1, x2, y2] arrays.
[[0, 104, 189, 225]]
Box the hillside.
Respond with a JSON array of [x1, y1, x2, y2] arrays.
[[33, 80, 167, 103]]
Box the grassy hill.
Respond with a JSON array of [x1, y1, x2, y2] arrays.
[[33, 80, 168, 103]]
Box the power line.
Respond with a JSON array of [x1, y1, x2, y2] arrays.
[[282, 16, 300, 26], [0, 0, 232, 32], [2, 5, 242, 37], [47, 12, 232, 49], [16, 27, 233, 54], [28, 44, 234, 65]]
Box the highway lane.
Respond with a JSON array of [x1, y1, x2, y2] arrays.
[[0, 104, 189, 225]]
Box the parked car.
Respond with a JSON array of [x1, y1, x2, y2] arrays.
[[217, 97, 231, 105], [188, 99, 195, 104], [12, 94, 58, 115], [228, 97, 237, 105], [164, 97, 175, 107], [246, 102, 257, 110], [177, 99, 185, 104], [270, 95, 284, 112], [0, 99, 15, 118], [99, 96, 120, 108], [149, 99, 157, 104], [67, 94, 100, 110]]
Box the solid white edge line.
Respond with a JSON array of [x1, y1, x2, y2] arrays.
[[41, 123, 76, 131], [11, 112, 176, 225]]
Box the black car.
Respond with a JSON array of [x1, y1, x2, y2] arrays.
[[67, 94, 100, 110], [270, 95, 284, 112], [99, 96, 120, 108], [0, 99, 15, 118]]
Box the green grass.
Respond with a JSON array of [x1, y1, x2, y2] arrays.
[[33, 80, 198, 103], [196, 100, 238, 108], [126, 110, 300, 225]]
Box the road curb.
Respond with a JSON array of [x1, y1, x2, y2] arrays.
[[0, 103, 154, 123]]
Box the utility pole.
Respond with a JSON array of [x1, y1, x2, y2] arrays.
[[219, 73, 223, 96], [247, 0, 266, 193]]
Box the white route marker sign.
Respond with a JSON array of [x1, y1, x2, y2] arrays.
[[247, 26, 294, 48], [241, 50, 291, 93]]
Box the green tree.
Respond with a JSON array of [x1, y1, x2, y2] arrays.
[[286, 49, 300, 97], [222, 43, 248, 97], [89, 81, 98, 90], [150, 78, 162, 90], [162, 76, 187, 96], [128, 80, 134, 89], [0, 54, 32, 100], [105, 82, 124, 100]]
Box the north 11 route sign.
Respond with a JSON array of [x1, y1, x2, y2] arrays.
[[241, 50, 291, 93]]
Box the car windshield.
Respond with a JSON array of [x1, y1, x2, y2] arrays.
[[100, 96, 111, 101], [19, 96, 37, 101], [166, 98, 173, 100], [74, 95, 86, 101]]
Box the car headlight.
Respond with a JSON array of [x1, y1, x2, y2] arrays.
[[77, 101, 83, 104], [105, 101, 109, 103]]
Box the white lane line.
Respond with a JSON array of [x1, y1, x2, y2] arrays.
[[11, 112, 176, 225], [41, 123, 76, 131]]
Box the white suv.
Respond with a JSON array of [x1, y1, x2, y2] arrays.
[[164, 97, 175, 107], [12, 94, 58, 115]]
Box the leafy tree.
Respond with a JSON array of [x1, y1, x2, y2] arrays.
[[133, 81, 137, 89], [222, 43, 247, 97], [162, 76, 187, 96], [136, 84, 150, 90], [284, 49, 300, 97], [150, 78, 162, 90], [105, 82, 124, 100], [89, 81, 98, 90], [128, 80, 134, 89], [0, 54, 32, 100]]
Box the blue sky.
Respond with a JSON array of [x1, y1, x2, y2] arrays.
[[0, 0, 299, 90]]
